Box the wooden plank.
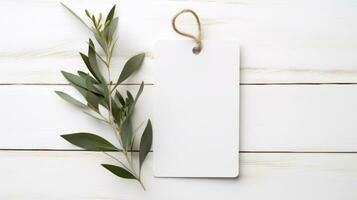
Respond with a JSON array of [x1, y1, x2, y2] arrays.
[[1, 151, 356, 199], [1, 84, 357, 151], [1, 0, 357, 83]]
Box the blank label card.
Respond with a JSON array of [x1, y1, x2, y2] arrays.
[[153, 40, 240, 178]]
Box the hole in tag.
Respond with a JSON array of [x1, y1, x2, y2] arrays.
[[192, 46, 201, 54]]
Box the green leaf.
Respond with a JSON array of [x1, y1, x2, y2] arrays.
[[93, 84, 106, 94], [77, 70, 97, 83], [139, 120, 152, 169], [77, 70, 87, 77], [61, 71, 103, 96], [79, 52, 103, 84], [85, 90, 100, 111], [134, 82, 144, 102], [78, 72, 106, 95], [111, 97, 122, 123], [94, 32, 108, 53], [107, 17, 118, 41], [128, 82, 144, 114], [84, 75, 104, 96], [120, 116, 133, 151], [117, 83, 145, 150], [61, 133, 118, 151], [115, 91, 126, 106], [127, 91, 134, 104], [115, 53, 145, 86], [79, 53, 90, 69], [87, 39, 104, 83], [103, 16, 118, 44], [79, 77, 107, 110], [109, 38, 119, 59], [130, 120, 146, 151], [61, 71, 87, 89], [73, 85, 88, 98], [55, 91, 87, 108], [60, 3, 92, 32], [105, 5, 116, 24], [101, 164, 135, 179], [109, 17, 118, 35]]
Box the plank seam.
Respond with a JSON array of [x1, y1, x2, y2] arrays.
[[0, 149, 356, 153], [0, 83, 153, 86], [1, 83, 357, 86]]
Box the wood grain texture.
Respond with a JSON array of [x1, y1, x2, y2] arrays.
[[1, 151, 356, 200], [1, 84, 357, 151], [0, 0, 357, 83]]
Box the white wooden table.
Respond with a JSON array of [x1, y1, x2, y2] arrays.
[[1, 0, 357, 199]]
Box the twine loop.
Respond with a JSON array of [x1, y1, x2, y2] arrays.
[[172, 9, 202, 54]]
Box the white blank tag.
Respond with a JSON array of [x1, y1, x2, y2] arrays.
[[153, 40, 239, 177]]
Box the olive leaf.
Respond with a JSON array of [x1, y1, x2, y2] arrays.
[[87, 39, 104, 83], [103, 17, 118, 44], [139, 120, 152, 169], [60, 2, 92, 31], [61, 71, 87, 89], [129, 82, 144, 114], [61, 71, 103, 96], [119, 83, 145, 150], [80, 50, 103, 83], [120, 116, 134, 151], [114, 53, 145, 87], [101, 164, 135, 179], [77, 70, 97, 83], [105, 5, 116, 24], [62, 71, 107, 111], [83, 74, 103, 95], [85, 88, 100, 111], [115, 91, 126, 106], [111, 98, 122, 123], [107, 17, 118, 41], [55, 91, 87, 108], [61, 133, 118, 151], [127, 91, 134, 103], [94, 32, 108, 54]]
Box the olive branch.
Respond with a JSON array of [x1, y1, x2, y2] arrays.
[[55, 4, 152, 190]]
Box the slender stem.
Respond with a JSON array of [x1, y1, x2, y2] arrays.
[[104, 151, 145, 190], [107, 69, 113, 120], [87, 41, 108, 67], [99, 30, 145, 190], [120, 141, 144, 189], [124, 152, 135, 173], [103, 152, 133, 174], [83, 110, 109, 124], [107, 68, 123, 148], [110, 85, 117, 94], [138, 179, 146, 191], [130, 151, 134, 169]]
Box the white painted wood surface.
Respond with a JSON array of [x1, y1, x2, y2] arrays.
[[2, 84, 357, 152], [1, 0, 357, 198], [1, 0, 357, 83], [1, 152, 357, 199]]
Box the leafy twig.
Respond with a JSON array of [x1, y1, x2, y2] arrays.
[[56, 4, 152, 190]]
